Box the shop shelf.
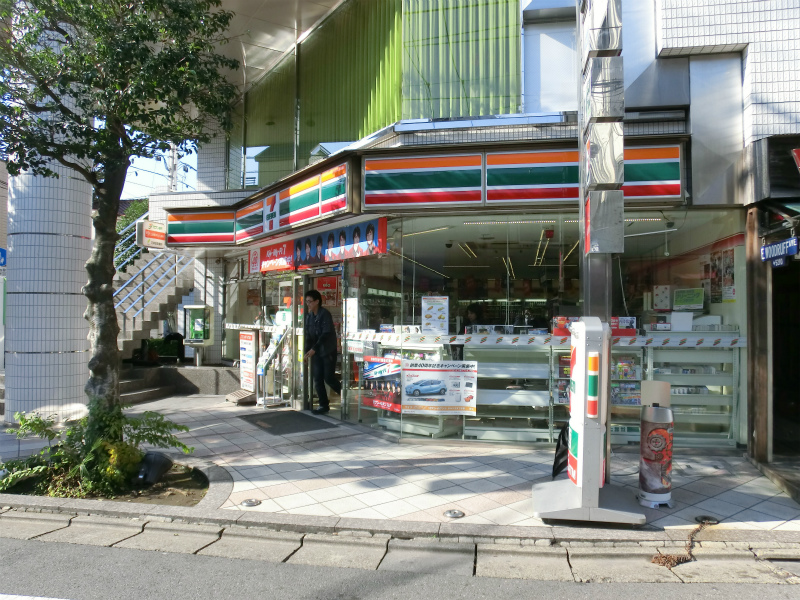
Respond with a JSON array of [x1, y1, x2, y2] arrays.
[[650, 349, 736, 364], [476, 389, 550, 407], [475, 405, 548, 419], [463, 424, 551, 443], [477, 363, 550, 379], [377, 415, 461, 439], [653, 374, 733, 387], [669, 394, 733, 406]]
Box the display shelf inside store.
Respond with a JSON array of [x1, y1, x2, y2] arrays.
[[477, 389, 550, 407], [669, 394, 733, 406], [463, 421, 551, 443], [377, 414, 461, 439], [478, 363, 550, 379], [475, 405, 549, 419], [653, 373, 733, 387]]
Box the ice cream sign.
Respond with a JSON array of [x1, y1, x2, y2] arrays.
[[760, 236, 798, 268]]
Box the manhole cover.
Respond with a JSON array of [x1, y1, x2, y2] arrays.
[[443, 509, 465, 519], [241, 499, 262, 507], [694, 515, 719, 525]]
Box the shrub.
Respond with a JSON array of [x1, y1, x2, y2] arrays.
[[0, 409, 192, 498]]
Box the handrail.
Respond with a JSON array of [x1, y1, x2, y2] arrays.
[[117, 255, 188, 311], [113, 252, 166, 302], [114, 211, 149, 269], [130, 258, 194, 319]]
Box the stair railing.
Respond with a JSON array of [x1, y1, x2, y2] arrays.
[[115, 211, 150, 271], [114, 253, 194, 334]]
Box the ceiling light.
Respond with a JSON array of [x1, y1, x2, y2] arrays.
[[402, 226, 450, 237], [463, 220, 557, 225], [458, 242, 477, 258], [389, 250, 449, 278], [444, 265, 491, 268], [624, 218, 662, 222]]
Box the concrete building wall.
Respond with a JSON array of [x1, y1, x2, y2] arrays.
[[0, 161, 8, 250], [658, 0, 800, 145]]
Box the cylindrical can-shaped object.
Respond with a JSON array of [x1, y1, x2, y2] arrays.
[[639, 404, 674, 506], [586, 352, 600, 418]]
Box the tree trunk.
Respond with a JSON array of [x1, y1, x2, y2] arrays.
[[83, 161, 127, 444]]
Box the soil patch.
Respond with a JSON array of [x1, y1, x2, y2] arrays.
[[4, 465, 208, 507], [107, 465, 208, 506]]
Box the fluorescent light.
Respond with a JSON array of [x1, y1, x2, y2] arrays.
[[458, 242, 477, 258], [463, 220, 557, 225], [444, 265, 491, 268], [389, 250, 448, 278], [402, 226, 450, 237], [625, 218, 662, 222]]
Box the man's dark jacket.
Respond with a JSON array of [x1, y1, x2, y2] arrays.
[[304, 306, 337, 358]]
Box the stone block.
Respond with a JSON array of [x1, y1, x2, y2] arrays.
[[379, 539, 474, 576], [37, 515, 144, 546], [335, 517, 439, 538], [476, 545, 573, 581], [0, 511, 72, 539], [286, 533, 387, 570], [569, 547, 680, 583], [670, 548, 788, 583], [199, 528, 302, 561], [235, 511, 339, 534], [113, 521, 221, 554]]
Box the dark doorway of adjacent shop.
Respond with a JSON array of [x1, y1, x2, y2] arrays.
[[772, 257, 800, 455]]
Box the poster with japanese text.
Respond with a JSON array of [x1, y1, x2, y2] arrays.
[[421, 296, 449, 334], [361, 356, 402, 413], [239, 331, 256, 392], [401, 360, 477, 416]]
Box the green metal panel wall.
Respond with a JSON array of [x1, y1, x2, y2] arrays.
[[298, 0, 403, 170], [402, 0, 521, 120], [245, 54, 297, 188]]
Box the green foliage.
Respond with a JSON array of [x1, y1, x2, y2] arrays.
[[0, 0, 240, 182], [0, 410, 192, 498], [114, 198, 150, 268]]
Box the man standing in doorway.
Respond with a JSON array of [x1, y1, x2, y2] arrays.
[[303, 289, 341, 414]]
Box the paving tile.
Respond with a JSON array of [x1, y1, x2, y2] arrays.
[[476, 505, 532, 526], [720, 509, 787, 530], [308, 486, 350, 503], [236, 499, 284, 513], [434, 486, 477, 503], [285, 504, 335, 517], [287, 533, 387, 570], [713, 489, 767, 509], [352, 489, 399, 506], [198, 528, 302, 561], [384, 482, 428, 500], [272, 492, 317, 511], [460, 479, 504, 494], [338, 507, 388, 520], [260, 482, 304, 499], [693, 497, 750, 518], [321, 497, 368, 515], [373, 499, 419, 519], [750, 500, 800, 521]]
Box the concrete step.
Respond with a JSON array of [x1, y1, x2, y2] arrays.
[[121, 385, 175, 406], [120, 378, 148, 394]]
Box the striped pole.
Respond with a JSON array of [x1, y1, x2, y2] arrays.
[[587, 351, 600, 418]]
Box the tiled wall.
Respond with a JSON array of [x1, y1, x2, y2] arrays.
[[196, 133, 229, 192], [191, 258, 225, 365], [6, 165, 92, 423], [149, 189, 251, 225], [658, 0, 800, 144], [0, 161, 8, 249]]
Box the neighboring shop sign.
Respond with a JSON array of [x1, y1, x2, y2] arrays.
[[279, 163, 349, 229], [294, 218, 387, 268], [235, 199, 264, 242], [793, 148, 800, 172], [362, 356, 402, 413], [421, 296, 449, 334], [760, 236, 798, 268], [167, 211, 235, 245], [259, 241, 294, 273], [136, 219, 167, 249], [239, 331, 256, 392], [401, 361, 478, 416]]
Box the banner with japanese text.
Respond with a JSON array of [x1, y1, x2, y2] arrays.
[[401, 360, 477, 416]]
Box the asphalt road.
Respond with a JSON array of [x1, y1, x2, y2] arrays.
[[0, 538, 797, 600]]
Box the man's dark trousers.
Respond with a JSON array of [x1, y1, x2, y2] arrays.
[[312, 353, 341, 409]]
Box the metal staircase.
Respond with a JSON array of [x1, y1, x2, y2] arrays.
[[114, 214, 195, 360]]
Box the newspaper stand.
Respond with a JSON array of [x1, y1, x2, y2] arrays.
[[532, 317, 645, 524]]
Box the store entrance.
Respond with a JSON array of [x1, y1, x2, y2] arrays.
[[772, 258, 800, 455]]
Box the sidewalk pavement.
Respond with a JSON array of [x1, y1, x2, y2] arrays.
[[2, 394, 800, 536]]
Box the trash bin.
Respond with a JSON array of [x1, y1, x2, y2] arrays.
[[639, 402, 675, 509]]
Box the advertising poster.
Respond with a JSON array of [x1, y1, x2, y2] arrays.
[[316, 276, 339, 307], [239, 331, 256, 392], [710, 250, 722, 303], [259, 240, 294, 273], [421, 296, 449, 334], [722, 248, 735, 302], [401, 360, 477, 416], [362, 356, 402, 413]]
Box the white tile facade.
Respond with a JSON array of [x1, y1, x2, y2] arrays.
[[196, 131, 229, 192], [0, 161, 8, 249], [658, 0, 800, 145], [6, 165, 92, 423]]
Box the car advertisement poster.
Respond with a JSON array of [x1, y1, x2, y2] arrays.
[[421, 296, 448, 334], [401, 360, 477, 416], [362, 356, 402, 413]]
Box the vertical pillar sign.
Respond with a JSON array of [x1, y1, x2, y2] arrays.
[[532, 317, 644, 524]]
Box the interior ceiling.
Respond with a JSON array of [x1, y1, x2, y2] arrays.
[[218, 0, 341, 89]]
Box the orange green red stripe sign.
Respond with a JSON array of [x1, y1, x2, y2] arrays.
[[235, 199, 264, 242], [320, 163, 348, 217], [364, 154, 483, 208], [167, 211, 235, 244]]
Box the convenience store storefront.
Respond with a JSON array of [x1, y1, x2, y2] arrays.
[[166, 143, 748, 449]]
